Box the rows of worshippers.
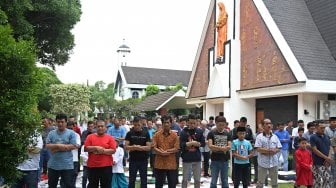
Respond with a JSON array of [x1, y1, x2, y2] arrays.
[[8, 113, 336, 188]]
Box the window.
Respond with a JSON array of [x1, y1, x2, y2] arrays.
[[132, 91, 139, 99]]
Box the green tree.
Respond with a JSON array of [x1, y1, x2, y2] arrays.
[[89, 81, 117, 118], [145, 84, 160, 97], [165, 82, 184, 91], [36, 67, 62, 116], [0, 24, 40, 183], [114, 98, 142, 119], [0, 0, 82, 68], [49, 84, 91, 115]]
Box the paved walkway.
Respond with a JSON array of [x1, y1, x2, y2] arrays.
[[38, 160, 295, 188], [38, 170, 294, 188]]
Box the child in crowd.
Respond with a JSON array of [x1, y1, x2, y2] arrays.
[[293, 127, 304, 150], [231, 127, 254, 188], [112, 140, 128, 188], [80, 146, 89, 188], [295, 137, 313, 188]]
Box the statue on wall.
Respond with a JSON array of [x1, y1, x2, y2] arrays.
[[216, 2, 228, 63]]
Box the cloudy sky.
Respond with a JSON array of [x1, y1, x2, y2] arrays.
[[54, 0, 210, 84]]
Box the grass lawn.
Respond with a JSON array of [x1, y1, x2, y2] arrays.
[[134, 181, 295, 188], [279, 182, 295, 188]]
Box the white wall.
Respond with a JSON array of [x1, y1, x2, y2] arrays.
[[299, 93, 328, 123], [205, 0, 256, 132], [205, 103, 216, 120]]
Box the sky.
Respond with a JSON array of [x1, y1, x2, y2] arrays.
[[54, 0, 210, 84]]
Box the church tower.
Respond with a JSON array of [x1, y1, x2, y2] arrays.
[[117, 39, 131, 67]]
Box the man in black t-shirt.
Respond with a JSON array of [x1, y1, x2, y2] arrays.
[[208, 116, 232, 188], [125, 117, 151, 188], [180, 114, 205, 188]]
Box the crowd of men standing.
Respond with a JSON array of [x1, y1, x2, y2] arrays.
[[8, 113, 336, 188]]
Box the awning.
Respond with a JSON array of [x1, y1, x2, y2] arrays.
[[134, 90, 195, 111]]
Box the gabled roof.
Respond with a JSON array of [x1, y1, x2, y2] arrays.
[[121, 66, 191, 86], [305, 0, 336, 60], [134, 90, 194, 111], [263, 0, 336, 81]]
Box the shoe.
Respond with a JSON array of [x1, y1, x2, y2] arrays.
[[41, 174, 48, 181]]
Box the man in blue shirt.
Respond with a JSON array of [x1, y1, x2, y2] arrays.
[[274, 122, 290, 171], [107, 119, 126, 146], [46, 114, 77, 188], [302, 121, 316, 142], [310, 121, 333, 188]]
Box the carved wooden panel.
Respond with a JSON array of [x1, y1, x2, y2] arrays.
[[240, 0, 296, 90]]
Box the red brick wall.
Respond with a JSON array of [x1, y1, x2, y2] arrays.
[[240, 0, 296, 90], [189, 7, 215, 98]]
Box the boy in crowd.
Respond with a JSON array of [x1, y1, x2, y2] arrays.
[[231, 127, 254, 188], [293, 127, 305, 150], [295, 137, 313, 188]]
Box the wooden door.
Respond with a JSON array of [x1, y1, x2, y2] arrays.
[[256, 109, 264, 133]]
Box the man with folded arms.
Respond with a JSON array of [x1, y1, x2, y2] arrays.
[[84, 120, 116, 188]]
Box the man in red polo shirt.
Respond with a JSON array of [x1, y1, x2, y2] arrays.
[[84, 120, 116, 188]]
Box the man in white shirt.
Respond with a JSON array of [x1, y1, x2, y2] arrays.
[[255, 119, 282, 188], [12, 132, 43, 188]]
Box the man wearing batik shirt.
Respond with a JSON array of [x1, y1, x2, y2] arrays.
[[153, 115, 180, 188], [311, 121, 333, 188], [324, 116, 336, 185]]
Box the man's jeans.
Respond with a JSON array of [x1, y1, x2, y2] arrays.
[[82, 166, 88, 188], [182, 161, 201, 188], [129, 160, 148, 188], [210, 160, 229, 188], [60, 162, 79, 188], [48, 168, 75, 188], [38, 149, 51, 181], [280, 150, 288, 171], [202, 152, 210, 176], [11, 170, 38, 188]]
